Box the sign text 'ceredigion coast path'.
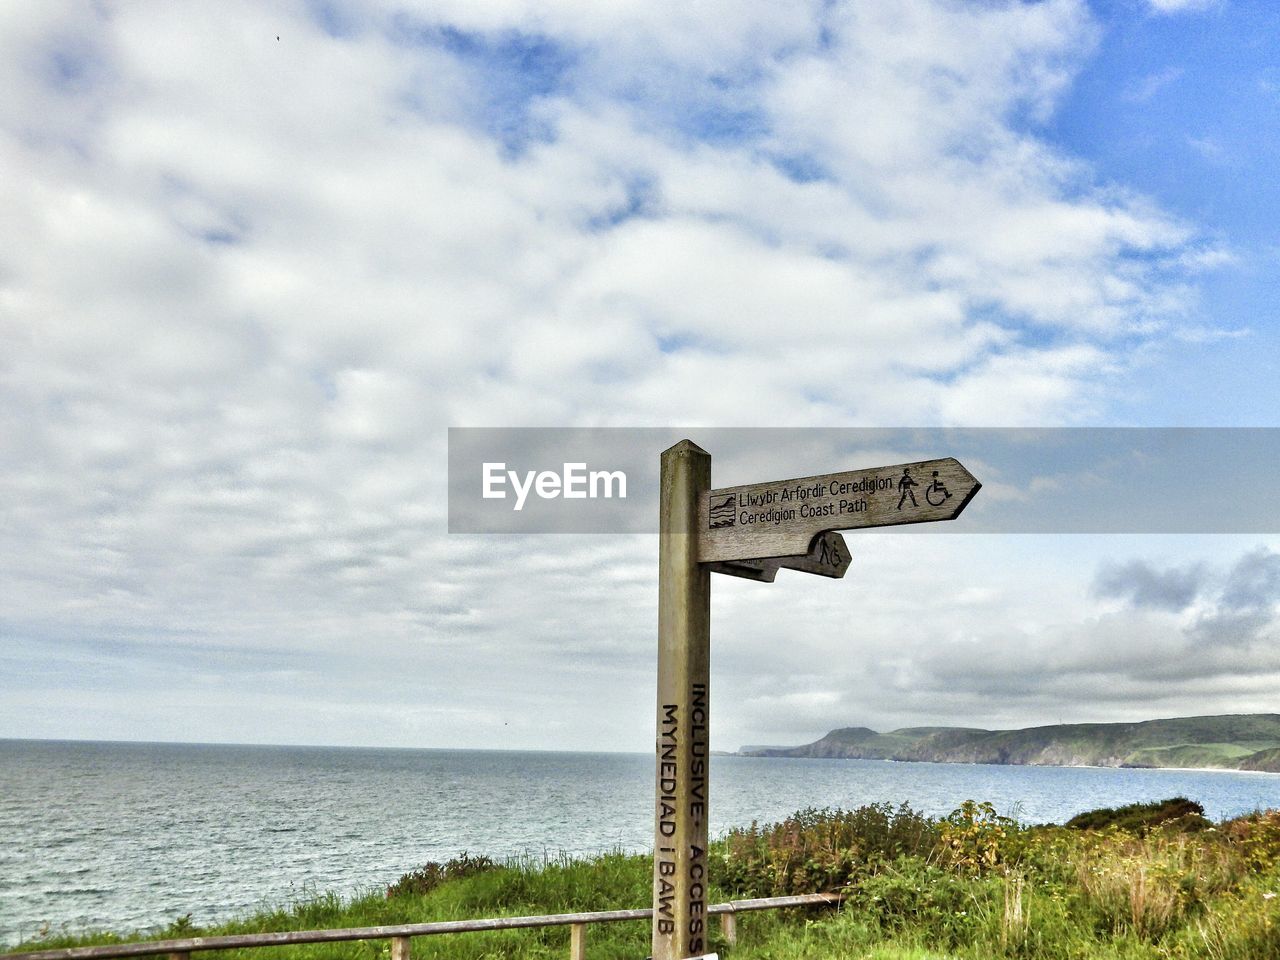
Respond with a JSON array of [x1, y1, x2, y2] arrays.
[[700, 456, 981, 563], [652, 441, 980, 960]]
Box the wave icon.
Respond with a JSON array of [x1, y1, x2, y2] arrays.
[[708, 495, 736, 528]]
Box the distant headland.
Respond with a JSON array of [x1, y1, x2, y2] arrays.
[[739, 713, 1280, 773]]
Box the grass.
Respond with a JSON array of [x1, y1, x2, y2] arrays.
[[1123, 744, 1264, 769], [9, 802, 1280, 960]]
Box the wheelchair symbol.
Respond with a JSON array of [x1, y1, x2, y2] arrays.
[[925, 471, 952, 507]]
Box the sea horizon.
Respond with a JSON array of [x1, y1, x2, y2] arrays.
[[6, 734, 1280, 772], [0, 735, 651, 755]]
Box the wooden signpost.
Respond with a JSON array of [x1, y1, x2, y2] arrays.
[[652, 441, 980, 960]]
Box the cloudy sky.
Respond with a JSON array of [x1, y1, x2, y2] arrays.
[[2, 0, 1278, 753]]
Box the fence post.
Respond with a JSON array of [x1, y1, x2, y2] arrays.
[[391, 937, 410, 960], [720, 911, 737, 947], [570, 923, 586, 960]]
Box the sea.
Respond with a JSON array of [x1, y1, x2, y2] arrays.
[[4, 739, 1280, 948]]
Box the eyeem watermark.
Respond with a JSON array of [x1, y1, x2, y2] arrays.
[[449, 427, 1280, 534], [482, 462, 627, 511]]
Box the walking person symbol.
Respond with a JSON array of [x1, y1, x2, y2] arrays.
[[896, 468, 918, 510], [925, 470, 952, 507]]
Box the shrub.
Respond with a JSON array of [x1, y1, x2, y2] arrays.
[[937, 800, 1020, 876], [386, 853, 503, 899], [714, 804, 938, 897], [1064, 797, 1209, 836], [845, 859, 992, 949], [1222, 809, 1280, 873]]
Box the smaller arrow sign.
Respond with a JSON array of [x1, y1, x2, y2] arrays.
[[708, 531, 851, 582], [700, 457, 980, 564], [776, 530, 851, 578]]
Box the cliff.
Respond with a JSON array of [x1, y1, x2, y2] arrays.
[[741, 714, 1280, 772]]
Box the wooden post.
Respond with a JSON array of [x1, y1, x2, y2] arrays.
[[390, 937, 410, 960], [720, 911, 737, 947], [653, 440, 712, 960], [569, 922, 586, 960]]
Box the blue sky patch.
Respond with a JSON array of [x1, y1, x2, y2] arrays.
[[765, 151, 833, 185], [654, 331, 732, 356], [679, 102, 769, 146], [45, 41, 102, 95], [200, 229, 241, 246], [304, 0, 364, 40], [389, 18, 577, 155]]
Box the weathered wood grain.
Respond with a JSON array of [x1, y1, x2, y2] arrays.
[[699, 457, 980, 563], [654, 440, 712, 960], [706, 531, 851, 582]]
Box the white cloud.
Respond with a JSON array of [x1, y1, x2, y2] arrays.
[[0, 0, 1248, 749], [1147, 0, 1222, 14], [1125, 66, 1185, 103], [1187, 134, 1232, 165]]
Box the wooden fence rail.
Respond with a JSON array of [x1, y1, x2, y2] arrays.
[[2, 893, 841, 960]]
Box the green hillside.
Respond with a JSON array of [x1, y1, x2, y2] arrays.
[[741, 713, 1280, 772], [1238, 746, 1280, 773]]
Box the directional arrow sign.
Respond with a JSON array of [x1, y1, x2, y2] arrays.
[[698, 457, 980, 564], [707, 530, 851, 582]]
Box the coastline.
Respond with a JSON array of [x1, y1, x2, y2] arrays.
[[737, 753, 1280, 775]]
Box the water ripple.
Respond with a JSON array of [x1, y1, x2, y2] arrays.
[[3, 740, 1280, 948]]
